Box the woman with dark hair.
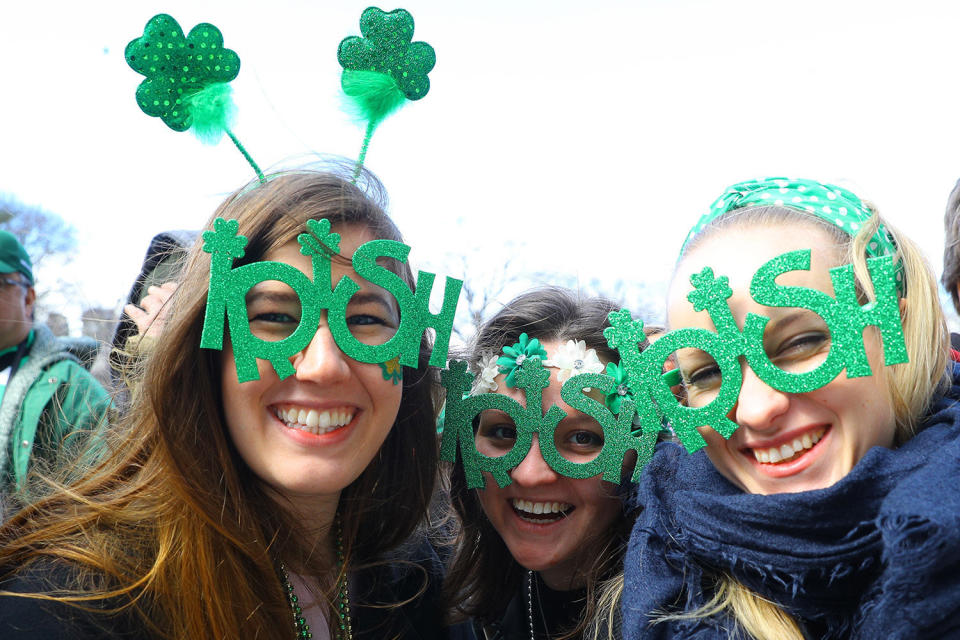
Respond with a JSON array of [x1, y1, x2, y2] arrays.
[[0, 169, 457, 640], [444, 287, 658, 640]]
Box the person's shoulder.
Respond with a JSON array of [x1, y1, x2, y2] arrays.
[[351, 530, 453, 639], [0, 561, 144, 640]]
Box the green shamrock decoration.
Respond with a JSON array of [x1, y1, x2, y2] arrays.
[[497, 333, 549, 388], [338, 7, 435, 102], [604, 361, 633, 414], [125, 14, 240, 133], [337, 7, 436, 179], [202, 218, 247, 259], [298, 219, 341, 258], [126, 14, 264, 182]]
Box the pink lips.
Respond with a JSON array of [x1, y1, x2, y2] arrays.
[[741, 425, 832, 479]]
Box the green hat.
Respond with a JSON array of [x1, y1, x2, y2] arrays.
[[0, 231, 33, 285]]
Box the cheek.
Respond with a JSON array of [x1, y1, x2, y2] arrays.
[[475, 485, 502, 521], [579, 479, 621, 526]]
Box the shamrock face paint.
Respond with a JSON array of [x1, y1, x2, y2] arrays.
[[201, 217, 462, 382], [668, 223, 900, 494]]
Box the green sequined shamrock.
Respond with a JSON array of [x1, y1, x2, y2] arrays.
[[337, 7, 436, 179], [126, 14, 265, 182], [338, 7, 435, 102], [604, 361, 634, 414], [125, 14, 240, 134], [497, 333, 548, 388]]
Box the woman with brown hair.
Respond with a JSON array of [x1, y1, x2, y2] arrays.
[[443, 287, 658, 640], [0, 169, 457, 640]]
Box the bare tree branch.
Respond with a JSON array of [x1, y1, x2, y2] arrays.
[[0, 195, 77, 272]]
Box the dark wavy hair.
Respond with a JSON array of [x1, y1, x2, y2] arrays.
[[443, 286, 654, 639]]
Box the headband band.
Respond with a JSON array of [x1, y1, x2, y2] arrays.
[[682, 177, 903, 293]]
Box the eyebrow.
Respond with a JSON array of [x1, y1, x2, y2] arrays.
[[763, 309, 824, 336], [349, 290, 399, 319], [560, 413, 602, 429], [245, 289, 301, 305]]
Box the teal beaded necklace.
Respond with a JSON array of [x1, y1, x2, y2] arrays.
[[279, 514, 353, 640]]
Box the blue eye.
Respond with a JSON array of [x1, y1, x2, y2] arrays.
[[485, 424, 517, 441]]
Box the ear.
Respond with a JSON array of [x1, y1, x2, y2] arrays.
[[24, 286, 36, 312]]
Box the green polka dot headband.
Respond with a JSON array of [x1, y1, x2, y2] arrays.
[[681, 177, 903, 293]]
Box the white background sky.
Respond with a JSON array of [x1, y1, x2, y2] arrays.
[[2, 0, 959, 334]]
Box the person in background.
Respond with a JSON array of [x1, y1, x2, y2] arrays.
[[101, 230, 196, 404], [0, 230, 110, 493], [941, 179, 960, 351]]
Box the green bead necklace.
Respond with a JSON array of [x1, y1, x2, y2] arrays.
[[279, 514, 352, 640]]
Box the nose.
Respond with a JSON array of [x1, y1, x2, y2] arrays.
[[731, 366, 790, 434], [292, 323, 351, 384], [509, 434, 559, 486]]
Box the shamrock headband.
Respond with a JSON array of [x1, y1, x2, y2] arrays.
[[681, 177, 904, 294], [441, 335, 658, 489], [442, 249, 908, 489], [125, 14, 265, 183], [126, 8, 435, 184]]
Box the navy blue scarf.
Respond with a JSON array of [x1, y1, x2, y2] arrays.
[[622, 364, 960, 640]]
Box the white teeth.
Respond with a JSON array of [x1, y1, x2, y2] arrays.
[[752, 429, 827, 464], [275, 406, 355, 435], [510, 499, 572, 518]]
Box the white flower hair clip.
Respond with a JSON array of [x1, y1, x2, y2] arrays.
[[544, 339, 605, 384], [472, 352, 500, 394]]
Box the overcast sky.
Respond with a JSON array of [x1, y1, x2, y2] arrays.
[[2, 0, 959, 333]]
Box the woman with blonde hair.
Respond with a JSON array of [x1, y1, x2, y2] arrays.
[[0, 169, 458, 640], [621, 177, 960, 639]]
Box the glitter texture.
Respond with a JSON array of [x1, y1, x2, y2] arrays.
[[338, 7, 436, 102], [200, 217, 462, 382], [602, 251, 908, 454], [440, 359, 657, 488], [125, 14, 240, 132]]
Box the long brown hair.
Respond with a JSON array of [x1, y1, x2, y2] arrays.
[[0, 169, 441, 640], [443, 287, 650, 639]]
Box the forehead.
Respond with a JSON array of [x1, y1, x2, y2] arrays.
[[668, 221, 843, 323], [260, 224, 374, 274], [497, 339, 609, 408]]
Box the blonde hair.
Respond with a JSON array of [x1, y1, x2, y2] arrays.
[[663, 203, 952, 638], [656, 574, 804, 640], [680, 204, 950, 441]]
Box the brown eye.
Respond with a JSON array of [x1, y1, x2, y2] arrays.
[[569, 431, 603, 447]]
